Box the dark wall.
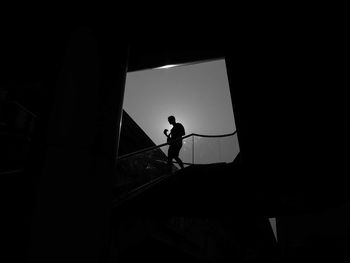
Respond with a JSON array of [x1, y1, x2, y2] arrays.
[[225, 32, 349, 209], [2, 25, 129, 263]]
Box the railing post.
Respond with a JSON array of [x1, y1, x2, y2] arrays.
[[192, 135, 194, 165]]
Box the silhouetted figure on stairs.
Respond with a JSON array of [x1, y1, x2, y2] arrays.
[[164, 115, 185, 172]]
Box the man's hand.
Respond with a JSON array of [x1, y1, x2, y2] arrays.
[[163, 129, 168, 136]]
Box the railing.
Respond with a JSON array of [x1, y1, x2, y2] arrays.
[[114, 131, 239, 202]]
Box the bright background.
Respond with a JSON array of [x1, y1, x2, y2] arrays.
[[123, 59, 239, 164]]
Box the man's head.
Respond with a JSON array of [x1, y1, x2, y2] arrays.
[[168, 115, 176, 125]]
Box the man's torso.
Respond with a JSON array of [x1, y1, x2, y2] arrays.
[[170, 123, 185, 145]]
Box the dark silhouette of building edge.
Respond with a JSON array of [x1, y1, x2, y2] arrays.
[[115, 110, 175, 198]]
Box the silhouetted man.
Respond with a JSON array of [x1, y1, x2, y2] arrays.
[[163, 116, 185, 171]]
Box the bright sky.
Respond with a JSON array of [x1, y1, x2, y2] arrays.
[[123, 59, 239, 164]]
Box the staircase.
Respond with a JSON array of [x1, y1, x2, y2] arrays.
[[111, 131, 280, 262]]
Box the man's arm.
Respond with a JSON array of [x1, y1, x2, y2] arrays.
[[164, 129, 171, 139]]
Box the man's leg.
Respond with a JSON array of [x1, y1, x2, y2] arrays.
[[167, 150, 173, 173], [175, 157, 184, 169]]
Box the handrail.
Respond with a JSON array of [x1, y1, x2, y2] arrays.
[[12, 101, 37, 118], [114, 172, 173, 207], [116, 131, 237, 161], [191, 131, 237, 138], [0, 169, 24, 175], [114, 130, 237, 206]]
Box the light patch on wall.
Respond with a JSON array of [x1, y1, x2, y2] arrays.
[[269, 217, 278, 242]]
